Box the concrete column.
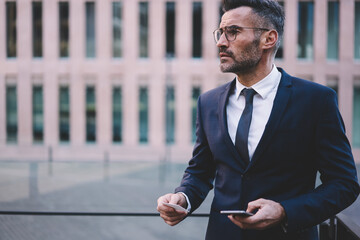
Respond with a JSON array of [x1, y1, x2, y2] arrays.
[[313, 0, 326, 85], [203, 0, 218, 60], [123, 72, 137, 146], [17, 0, 32, 146], [338, 0, 356, 142], [123, 0, 137, 61], [283, 0, 297, 74], [176, 74, 190, 147], [177, 0, 191, 59], [150, 0, 165, 60]]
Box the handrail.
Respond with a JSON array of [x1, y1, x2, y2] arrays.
[[336, 213, 360, 239], [0, 211, 210, 217]]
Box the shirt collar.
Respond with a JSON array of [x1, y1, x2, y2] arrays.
[[235, 65, 281, 100]]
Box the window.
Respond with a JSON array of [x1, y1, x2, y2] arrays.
[[298, 2, 314, 60], [59, 86, 70, 142], [86, 86, 96, 142], [112, 87, 122, 143], [191, 87, 201, 142], [355, 2, 360, 60], [354, 81, 360, 148], [86, 2, 96, 58], [32, 1, 42, 58], [6, 86, 17, 143], [192, 2, 202, 58], [165, 86, 175, 144], [6, 2, 17, 58], [275, 1, 284, 59], [139, 87, 148, 143], [33, 86, 44, 143], [327, 1, 339, 60], [112, 1, 123, 58], [59, 2, 69, 58], [166, 2, 176, 58], [139, 2, 149, 58]]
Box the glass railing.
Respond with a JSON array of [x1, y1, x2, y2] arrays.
[[0, 161, 359, 240]]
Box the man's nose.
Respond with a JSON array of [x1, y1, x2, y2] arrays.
[[216, 33, 229, 48]]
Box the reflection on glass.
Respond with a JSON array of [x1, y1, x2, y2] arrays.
[[275, 1, 284, 59], [59, 2, 69, 58], [113, 2, 123, 58], [86, 2, 96, 58], [6, 2, 17, 58], [32, 1, 42, 58], [139, 2, 149, 58], [139, 87, 148, 143], [166, 2, 176, 58], [6, 86, 17, 143], [86, 86, 96, 142], [59, 86, 70, 142], [113, 87, 122, 143], [297, 2, 314, 60], [354, 84, 360, 148], [192, 87, 201, 143], [166, 86, 175, 144], [355, 3, 360, 60], [33, 86, 44, 143], [192, 2, 202, 58], [327, 2, 339, 60]]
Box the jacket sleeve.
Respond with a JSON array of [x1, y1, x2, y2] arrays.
[[175, 95, 216, 213], [280, 90, 360, 233]]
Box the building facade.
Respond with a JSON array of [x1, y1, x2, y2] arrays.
[[0, 0, 360, 162]]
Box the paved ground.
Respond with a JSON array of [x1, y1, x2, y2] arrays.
[[0, 161, 359, 240]]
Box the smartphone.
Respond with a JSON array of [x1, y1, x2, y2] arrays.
[[220, 210, 254, 216]]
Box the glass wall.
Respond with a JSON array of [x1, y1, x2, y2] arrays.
[[166, 86, 175, 144], [86, 86, 96, 142], [139, 2, 149, 58], [59, 2, 69, 58], [298, 1, 314, 60], [6, 2, 17, 58], [192, 2, 202, 58], [6, 86, 17, 143], [353, 83, 360, 148], [86, 2, 96, 58], [32, 1, 43, 58], [112, 2, 123, 59], [33, 86, 44, 143], [355, 2, 360, 60], [191, 87, 201, 142], [166, 2, 176, 58], [139, 87, 149, 143], [59, 86, 70, 142], [112, 87, 122, 143], [327, 1, 339, 60]]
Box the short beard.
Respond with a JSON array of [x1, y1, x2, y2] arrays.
[[220, 38, 261, 74]]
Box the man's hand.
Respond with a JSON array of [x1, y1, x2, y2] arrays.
[[228, 198, 286, 230], [157, 193, 188, 226]]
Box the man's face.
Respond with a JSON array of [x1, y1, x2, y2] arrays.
[[217, 7, 262, 74]]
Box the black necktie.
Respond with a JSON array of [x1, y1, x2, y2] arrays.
[[235, 88, 257, 162]]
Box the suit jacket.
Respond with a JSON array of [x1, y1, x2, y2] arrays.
[[175, 68, 360, 240]]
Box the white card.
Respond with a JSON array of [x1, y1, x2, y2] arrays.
[[162, 202, 188, 212]]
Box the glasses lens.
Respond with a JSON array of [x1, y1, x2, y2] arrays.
[[214, 29, 222, 42]]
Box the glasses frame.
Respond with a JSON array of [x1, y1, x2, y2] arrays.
[[213, 25, 270, 43]]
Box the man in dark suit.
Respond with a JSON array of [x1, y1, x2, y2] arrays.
[[157, 0, 360, 239]]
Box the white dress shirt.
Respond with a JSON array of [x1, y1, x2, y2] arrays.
[[226, 66, 281, 160]]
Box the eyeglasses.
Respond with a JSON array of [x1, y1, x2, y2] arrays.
[[213, 25, 270, 43]]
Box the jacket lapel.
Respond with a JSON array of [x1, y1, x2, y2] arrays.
[[218, 79, 250, 170], [246, 69, 293, 170]]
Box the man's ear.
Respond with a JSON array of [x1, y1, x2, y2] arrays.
[[261, 30, 278, 50]]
